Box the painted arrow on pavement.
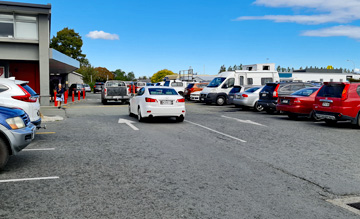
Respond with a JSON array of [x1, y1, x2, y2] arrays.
[[118, 118, 139, 131], [221, 115, 267, 127]]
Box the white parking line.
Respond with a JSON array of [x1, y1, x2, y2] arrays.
[[23, 148, 55, 151], [0, 176, 59, 183], [186, 120, 246, 143], [221, 115, 267, 127]]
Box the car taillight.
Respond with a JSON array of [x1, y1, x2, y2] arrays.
[[293, 98, 301, 104], [177, 98, 185, 103], [242, 94, 248, 98], [145, 98, 157, 102], [273, 84, 280, 98], [12, 85, 37, 102], [94, 85, 96, 88], [104, 88, 107, 95], [341, 84, 350, 100]]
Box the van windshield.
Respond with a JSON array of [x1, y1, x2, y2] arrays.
[[208, 77, 226, 88]]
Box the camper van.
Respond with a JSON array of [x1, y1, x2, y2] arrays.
[[200, 63, 279, 105]]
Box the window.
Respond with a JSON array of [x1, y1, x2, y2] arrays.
[[0, 13, 37, 40], [280, 85, 291, 92], [261, 78, 273, 85], [247, 78, 253, 85], [262, 66, 270, 70], [320, 78, 323, 82], [245, 87, 260, 93], [0, 84, 9, 93], [240, 76, 244, 85], [0, 13, 14, 38], [171, 82, 183, 87], [330, 79, 333, 82], [164, 81, 170, 86], [247, 67, 253, 71], [137, 88, 145, 96], [226, 78, 235, 88], [148, 88, 177, 95], [290, 85, 304, 92]]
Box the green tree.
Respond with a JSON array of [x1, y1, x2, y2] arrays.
[[219, 65, 226, 73], [227, 66, 233, 71], [50, 27, 86, 63], [239, 64, 243, 70], [233, 65, 238, 70], [95, 67, 113, 81], [151, 69, 175, 83], [77, 65, 97, 84], [113, 69, 127, 80], [127, 72, 136, 81], [277, 66, 281, 72]]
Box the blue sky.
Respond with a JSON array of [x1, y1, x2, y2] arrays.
[[9, 0, 360, 77]]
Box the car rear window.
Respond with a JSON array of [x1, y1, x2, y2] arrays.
[[229, 87, 241, 94], [106, 82, 125, 87], [187, 84, 194, 89], [317, 84, 345, 98], [95, 82, 104, 85], [171, 82, 183, 87], [245, 87, 260, 93], [262, 83, 278, 93], [291, 88, 319, 96], [21, 84, 37, 96], [148, 88, 178, 95]]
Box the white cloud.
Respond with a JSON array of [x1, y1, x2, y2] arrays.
[[235, 0, 360, 25], [302, 25, 360, 39], [86, 31, 119, 40]]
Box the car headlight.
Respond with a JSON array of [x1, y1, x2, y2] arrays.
[[6, 117, 25, 130]]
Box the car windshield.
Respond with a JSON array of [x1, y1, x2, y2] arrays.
[[171, 82, 183, 87], [208, 77, 226, 87], [106, 82, 125, 87], [245, 87, 260, 93], [291, 88, 319, 96], [148, 88, 178, 95], [187, 84, 194, 89], [317, 84, 345, 98]]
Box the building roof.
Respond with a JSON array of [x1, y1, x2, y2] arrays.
[[0, 1, 51, 14]]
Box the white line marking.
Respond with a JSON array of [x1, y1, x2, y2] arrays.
[[118, 118, 139, 131], [0, 176, 59, 183], [186, 120, 246, 143], [23, 148, 55, 151], [221, 115, 267, 127]]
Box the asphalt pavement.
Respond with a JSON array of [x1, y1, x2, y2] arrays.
[[1, 93, 360, 218]]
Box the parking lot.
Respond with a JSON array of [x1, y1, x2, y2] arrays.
[[1, 93, 360, 218]]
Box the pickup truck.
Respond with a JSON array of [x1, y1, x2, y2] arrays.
[[101, 80, 130, 104]]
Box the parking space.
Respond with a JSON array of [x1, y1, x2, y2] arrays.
[[1, 92, 360, 218]]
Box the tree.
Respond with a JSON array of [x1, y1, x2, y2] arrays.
[[227, 66, 233, 71], [233, 65, 238, 70], [239, 64, 243, 70], [113, 69, 127, 80], [95, 67, 113, 81], [287, 67, 291, 72], [151, 69, 175, 83], [219, 65, 226, 73], [77, 65, 97, 84], [277, 66, 281, 72], [50, 27, 86, 64], [127, 72, 135, 81]]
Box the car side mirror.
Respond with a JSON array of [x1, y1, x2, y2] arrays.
[[222, 84, 228, 89]]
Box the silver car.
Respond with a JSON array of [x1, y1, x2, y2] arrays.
[[233, 86, 264, 111], [0, 107, 36, 170]]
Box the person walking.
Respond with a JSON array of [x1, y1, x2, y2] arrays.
[[56, 83, 65, 109]]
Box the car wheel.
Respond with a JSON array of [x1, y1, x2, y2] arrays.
[[216, 96, 226, 106], [254, 102, 264, 112], [325, 120, 337, 125], [356, 113, 360, 128], [0, 138, 9, 171], [176, 116, 185, 122], [310, 111, 321, 121], [138, 108, 144, 122]]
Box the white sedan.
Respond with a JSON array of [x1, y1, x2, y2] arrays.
[[129, 86, 186, 122]]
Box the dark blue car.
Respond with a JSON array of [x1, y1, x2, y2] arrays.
[[0, 106, 36, 170]]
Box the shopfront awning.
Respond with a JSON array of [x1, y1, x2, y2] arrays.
[[49, 48, 80, 74]]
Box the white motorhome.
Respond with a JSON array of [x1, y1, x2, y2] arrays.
[[200, 63, 279, 105]]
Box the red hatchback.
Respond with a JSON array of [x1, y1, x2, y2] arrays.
[[313, 82, 360, 126], [277, 87, 320, 119]]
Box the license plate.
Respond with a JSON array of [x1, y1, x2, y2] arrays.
[[262, 93, 266, 97], [281, 99, 289, 104], [161, 100, 173, 105], [322, 102, 330, 107]]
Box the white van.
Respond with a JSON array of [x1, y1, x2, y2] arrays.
[[200, 63, 279, 105]]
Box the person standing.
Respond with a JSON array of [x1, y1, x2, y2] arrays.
[[56, 84, 64, 109]]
